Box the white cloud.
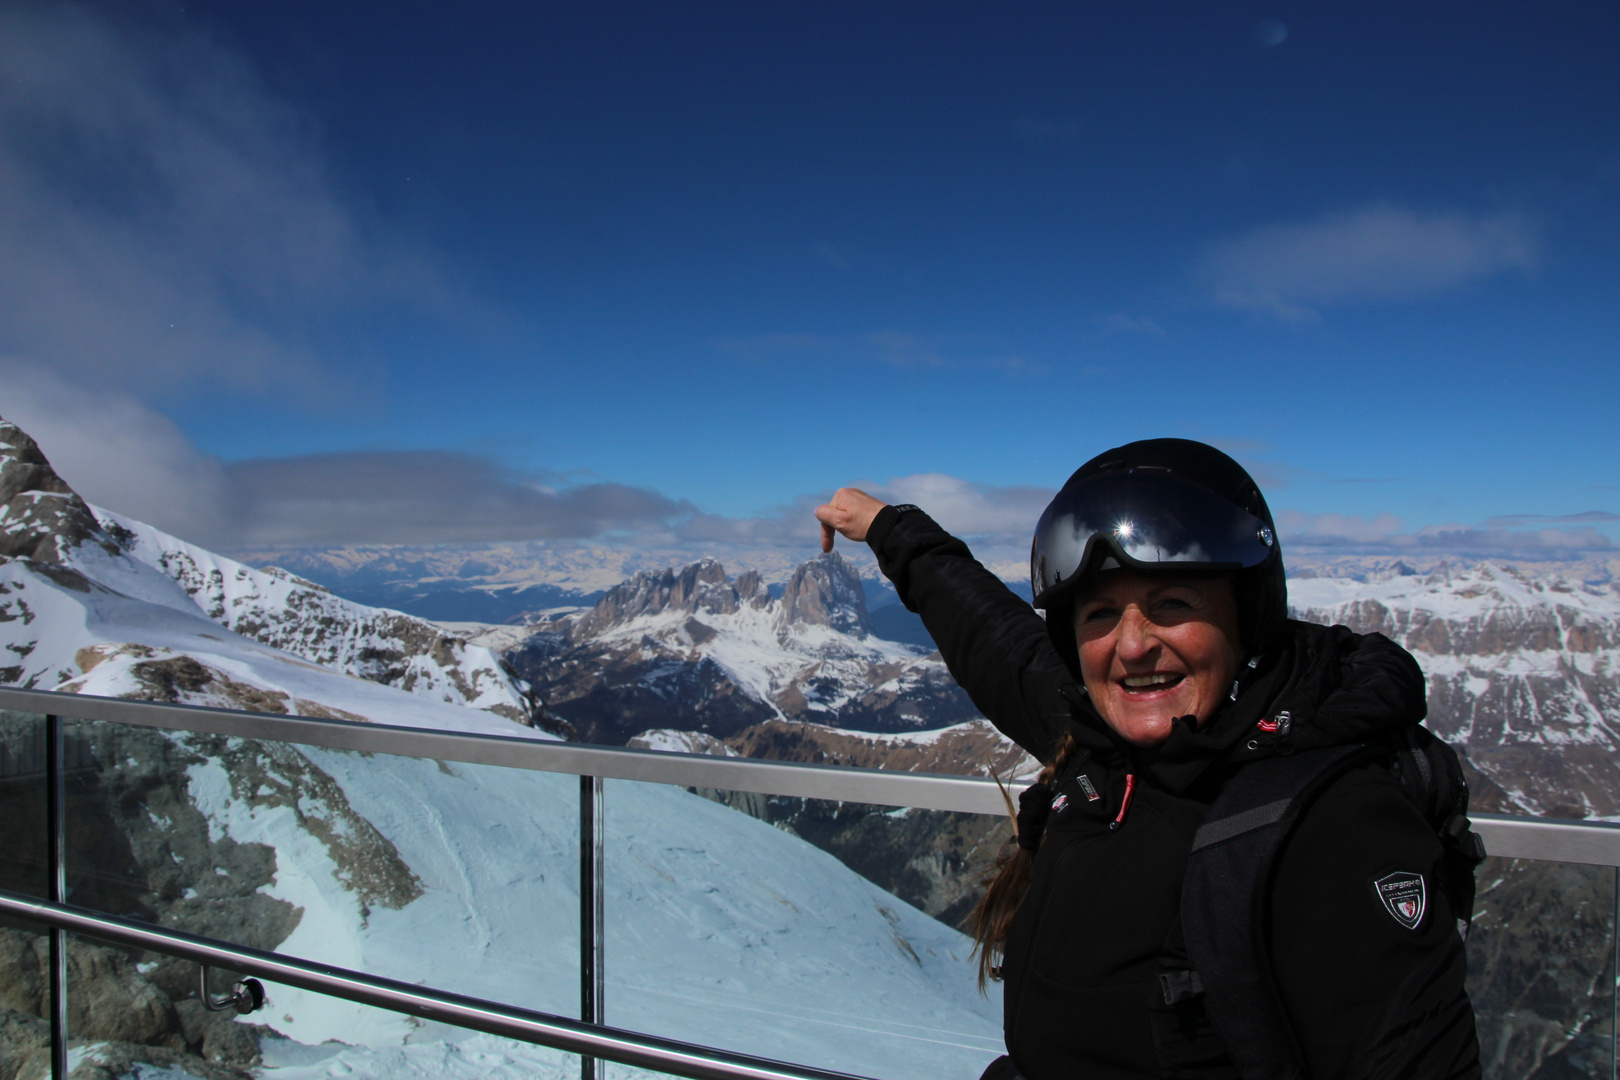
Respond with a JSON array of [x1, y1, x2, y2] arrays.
[[1, 370, 689, 550], [1202, 205, 1539, 319], [2, 359, 234, 541], [0, 4, 444, 394], [870, 474, 1053, 541]]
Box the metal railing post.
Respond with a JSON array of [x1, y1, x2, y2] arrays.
[[581, 774, 605, 1080], [45, 714, 67, 1080]]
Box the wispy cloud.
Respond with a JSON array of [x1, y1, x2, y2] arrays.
[[1202, 205, 1539, 320], [226, 454, 693, 547], [1480, 511, 1620, 527], [1279, 508, 1615, 556], [0, 4, 447, 396]]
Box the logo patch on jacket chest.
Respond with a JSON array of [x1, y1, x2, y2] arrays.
[[1372, 871, 1427, 930], [1076, 775, 1101, 802]]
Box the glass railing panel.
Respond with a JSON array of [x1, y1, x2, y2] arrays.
[[0, 918, 50, 1075], [0, 710, 49, 902], [1467, 855, 1618, 1080], [53, 717, 583, 1043], [0, 712, 54, 1076], [601, 779, 1005, 1080]]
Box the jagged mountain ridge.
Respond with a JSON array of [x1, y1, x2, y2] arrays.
[[106, 512, 551, 728], [0, 418, 547, 734], [507, 553, 981, 745], [537, 551, 1620, 822], [1291, 561, 1620, 818]]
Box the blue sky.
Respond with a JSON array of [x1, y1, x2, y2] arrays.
[[2, 2, 1617, 560]]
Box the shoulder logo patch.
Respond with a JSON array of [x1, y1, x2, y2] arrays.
[[1076, 775, 1101, 802], [1373, 871, 1427, 930]]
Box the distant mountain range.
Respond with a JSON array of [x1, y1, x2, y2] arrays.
[[495, 554, 979, 746], [1290, 563, 1620, 819]]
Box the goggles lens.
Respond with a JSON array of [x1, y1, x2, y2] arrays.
[[1030, 469, 1275, 608]]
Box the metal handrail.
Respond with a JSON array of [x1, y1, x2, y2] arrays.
[[3, 687, 1619, 866], [0, 687, 1006, 815], [0, 890, 872, 1080]]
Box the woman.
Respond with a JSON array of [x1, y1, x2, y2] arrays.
[[816, 439, 1480, 1080]]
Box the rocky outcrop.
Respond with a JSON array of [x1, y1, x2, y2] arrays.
[[572, 558, 741, 641], [0, 929, 263, 1080], [775, 554, 869, 638], [1465, 857, 1617, 1080], [0, 419, 118, 568], [0, 713, 423, 1079]]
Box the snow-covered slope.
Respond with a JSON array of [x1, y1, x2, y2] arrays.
[[0, 419, 543, 736], [101, 509, 546, 727], [2, 676, 1001, 1080], [195, 744, 1001, 1077], [1291, 562, 1620, 817]]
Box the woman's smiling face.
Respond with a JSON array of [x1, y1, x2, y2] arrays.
[[1072, 571, 1244, 748]]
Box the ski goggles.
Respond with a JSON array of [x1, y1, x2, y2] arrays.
[[1029, 468, 1276, 609]]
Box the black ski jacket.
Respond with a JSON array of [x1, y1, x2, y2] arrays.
[[865, 505, 1480, 1080]]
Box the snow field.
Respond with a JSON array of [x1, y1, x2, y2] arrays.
[[185, 740, 1001, 1079]]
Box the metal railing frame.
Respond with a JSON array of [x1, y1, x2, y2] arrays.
[[2, 686, 1618, 1080]]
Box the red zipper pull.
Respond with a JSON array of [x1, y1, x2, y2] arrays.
[[1110, 773, 1137, 831]]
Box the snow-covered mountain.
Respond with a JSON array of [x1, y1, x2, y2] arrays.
[[0, 415, 1003, 1078], [230, 539, 833, 625], [1291, 561, 1620, 818], [509, 555, 981, 745], [0, 419, 549, 735]]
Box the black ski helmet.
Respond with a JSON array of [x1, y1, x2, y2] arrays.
[[1031, 438, 1287, 666]]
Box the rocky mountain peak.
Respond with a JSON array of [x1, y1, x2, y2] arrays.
[[735, 569, 770, 609], [0, 417, 120, 566], [573, 557, 743, 640], [776, 552, 869, 638]]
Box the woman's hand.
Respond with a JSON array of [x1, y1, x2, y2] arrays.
[[815, 488, 887, 552]]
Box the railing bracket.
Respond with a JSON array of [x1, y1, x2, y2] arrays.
[[200, 964, 266, 1015]]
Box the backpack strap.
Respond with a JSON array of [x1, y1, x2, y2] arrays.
[[1180, 743, 1382, 1080], [1389, 727, 1486, 935]]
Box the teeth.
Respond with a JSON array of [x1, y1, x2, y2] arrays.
[[1123, 673, 1179, 689]]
